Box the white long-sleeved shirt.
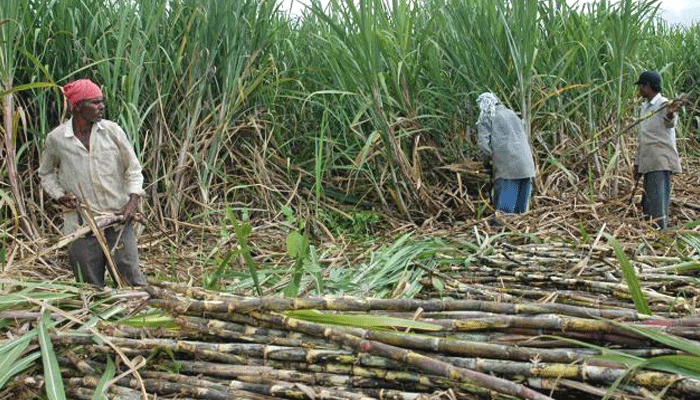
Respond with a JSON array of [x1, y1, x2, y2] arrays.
[[39, 118, 144, 233], [635, 93, 682, 174]]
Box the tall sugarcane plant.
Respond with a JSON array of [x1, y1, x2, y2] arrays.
[[0, 4, 39, 239], [2, 0, 700, 289], [301, 0, 444, 218], [604, 0, 659, 195], [3, 0, 698, 228]]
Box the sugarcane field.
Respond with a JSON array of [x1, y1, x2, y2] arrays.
[[4, 0, 700, 399]]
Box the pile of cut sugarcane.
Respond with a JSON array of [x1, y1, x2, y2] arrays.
[[416, 239, 700, 312], [4, 216, 700, 400], [3, 276, 696, 400]]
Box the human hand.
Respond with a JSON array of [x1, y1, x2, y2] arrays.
[[666, 95, 688, 117], [121, 194, 140, 223], [58, 192, 79, 209], [668, 101, 682, 114], [666, 101, 682, 119]]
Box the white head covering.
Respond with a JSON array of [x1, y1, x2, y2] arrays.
[[476, 92, 501, 126]]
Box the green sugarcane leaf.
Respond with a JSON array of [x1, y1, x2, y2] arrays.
[[0, 334, 37, 389], [38, 309, 66, 400], [228, 209, 260, 295], [91, 356, 115, 400], [601, 359, 645, 400], [594, 353, 645, 366], [286, 231, 309, 259], [546, 335, 645, 364], [285, 309, 442, 331], [0, 292, 73, 308], [641, 355, 700, 378], [80, 304, 126, 332], [431, 277, 445, 292], [604, 233, 650, 315], [117, 310, 179, 329], [204, 249, 236, 290], [607, 320, 700, 357], [0, 351, 41, 390], [283, 280, 300, 298], [0, 82, 57, 98], [0, 334, 30, 361], [598, 355, 700, 400]]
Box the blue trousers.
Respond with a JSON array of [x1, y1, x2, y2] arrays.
[[642, 170, 671, 230], [493, 178, 532, 214]]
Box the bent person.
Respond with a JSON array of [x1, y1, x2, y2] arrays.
[[476, 92, 536, 216], [38, 78, 147, 287]]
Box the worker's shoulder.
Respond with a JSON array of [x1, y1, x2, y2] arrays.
[[45, 119, 72, 140], [495, 106, 522, 124], [494, 105, 516, 117], [96, 119, 124, 131], [96, 120, 131, 139]]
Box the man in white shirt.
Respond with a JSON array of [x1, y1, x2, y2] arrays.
[[39, 79, 147, 287], [633, 71, 682, 230]]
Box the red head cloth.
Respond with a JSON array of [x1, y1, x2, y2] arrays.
[[62, 79, 103, 111]]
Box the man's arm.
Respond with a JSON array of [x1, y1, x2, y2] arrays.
[[121, 193, 140, 223], [38, 135, 68, 201], [114, 125, 144, 222], [477, 123, 493, 166], [663, 100, 681, 128], [115, 125, 145, 197]]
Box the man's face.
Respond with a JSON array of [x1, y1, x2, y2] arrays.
[[637, 83, 653, 100], [77, 96, 105, 122]]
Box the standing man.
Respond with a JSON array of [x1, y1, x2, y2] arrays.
[[39, 78, 147, 287], [633, 70, 682, 230], [476, 92, 536, 217]]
